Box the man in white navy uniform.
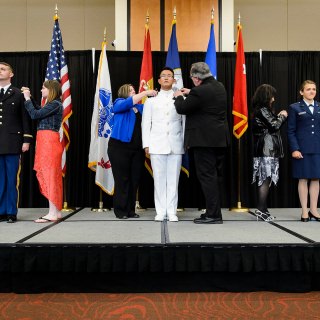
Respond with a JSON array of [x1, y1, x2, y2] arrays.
[[142, 67, 185, 222], [0, 62, 32, 223]]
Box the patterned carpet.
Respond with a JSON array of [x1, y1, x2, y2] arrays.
[[0, 292, 320, 319]]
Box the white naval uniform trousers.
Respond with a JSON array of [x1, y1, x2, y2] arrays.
[[150, 153, 182, 218], [142, 89, 185, 219]]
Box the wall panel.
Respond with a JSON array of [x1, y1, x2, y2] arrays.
[[130, 0, 161, 51], [0, 0, 27, 52], [234, 0, 287, 51], [287, 0, 320, 50], [164, 0, 220, 52], [0, 0, 115, 52], [85, 0, 115, 50]]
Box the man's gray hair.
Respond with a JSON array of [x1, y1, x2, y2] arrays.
[[190, 62, 212, 80]]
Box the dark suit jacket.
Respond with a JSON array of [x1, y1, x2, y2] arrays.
[[174, 76, 230, 148], [287, 100, 320, 154], [0, 85, 32, 154]]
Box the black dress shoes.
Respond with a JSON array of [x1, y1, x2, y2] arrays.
[[117, 216, 128, 219], [308, 211, 320, 221], [7, 215, 17, 223], [0, 215, 7, 222], [194, 216, 223, 224], [129, 213, 140, 218]]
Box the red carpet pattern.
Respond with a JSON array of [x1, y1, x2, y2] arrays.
[[0, 292, 320, 319]]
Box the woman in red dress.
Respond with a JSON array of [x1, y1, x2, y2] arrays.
[[22, 80, 63, 223]]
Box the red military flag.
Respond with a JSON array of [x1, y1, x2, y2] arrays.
[[232, 23, 248, 139], [139, 21, 153, 102], [139, 17, 153, 175]]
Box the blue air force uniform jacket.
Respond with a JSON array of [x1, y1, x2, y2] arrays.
[[287, 100, 320, 154]]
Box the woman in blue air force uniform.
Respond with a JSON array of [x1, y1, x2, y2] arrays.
[[287, 80, 320, 222]]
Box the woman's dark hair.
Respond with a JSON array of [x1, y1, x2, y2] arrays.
[[252, 84, 276, 110]]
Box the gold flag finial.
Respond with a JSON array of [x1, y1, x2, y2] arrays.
[[103, 27, 107, 42], [238, 12, 241, 25], [173, 6, 176, 21], [211, 7, 214, 22], [146, 9, 149, 24], [54, 4, 59, 20]]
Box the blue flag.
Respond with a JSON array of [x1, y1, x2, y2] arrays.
[[166, 19, 189, 177], [205, 21, 217, 79], [165, 20, 183, 91]]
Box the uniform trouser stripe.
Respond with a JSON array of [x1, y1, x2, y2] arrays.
[[0, 154, 20, 215]]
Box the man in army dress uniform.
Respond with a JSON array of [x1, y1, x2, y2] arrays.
[[0, 62, 32, 223]]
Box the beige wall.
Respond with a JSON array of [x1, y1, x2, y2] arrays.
[[0, 0, 115, 52], [2, 1, 320, 52], [234, 0, 320, 51]]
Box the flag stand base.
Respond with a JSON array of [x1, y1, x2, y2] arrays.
[[61, 202, 75, 213], [177, 208, 185, 212], [229, 202, 249, 212], [135, 201, 146, 212], [91, 201, 110, 212]]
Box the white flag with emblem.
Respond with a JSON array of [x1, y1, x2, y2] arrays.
[[88, 41, 114, 194]]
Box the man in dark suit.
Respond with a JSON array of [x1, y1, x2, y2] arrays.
[[0, 62, 32, 223], [174, 62, 230, 224]]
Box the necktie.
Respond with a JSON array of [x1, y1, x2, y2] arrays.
[[0, 88, 4, 99], [309, 104, 314, 114]]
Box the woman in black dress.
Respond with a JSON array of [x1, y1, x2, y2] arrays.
[[252, 84, 288, 221]]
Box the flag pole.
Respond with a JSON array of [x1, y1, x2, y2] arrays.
[[52, 4, 73, 213], [91, 27, 111, 213], [172, 6, 183, 212], [136, 11, 151, 213], [92, 189, 110, 212], [230, 139, 248, 212], [62, 177, 75, 212], [230, 13, 248, 213]]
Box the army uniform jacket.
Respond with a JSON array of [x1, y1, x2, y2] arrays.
[[0, 85, 32, 154]]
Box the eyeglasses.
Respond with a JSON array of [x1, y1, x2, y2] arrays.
[[160, 74, 174, 78]]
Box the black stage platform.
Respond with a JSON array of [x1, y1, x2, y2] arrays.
[[1, 208, 320, 293]]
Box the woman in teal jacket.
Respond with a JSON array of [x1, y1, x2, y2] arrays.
[[108, 84, 157, 219]]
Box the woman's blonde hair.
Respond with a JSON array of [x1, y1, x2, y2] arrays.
[[43, 80, 62, 103], [117, 84, 133, 98]]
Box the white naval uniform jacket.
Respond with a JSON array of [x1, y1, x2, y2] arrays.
[[142, 89, 185, 154]]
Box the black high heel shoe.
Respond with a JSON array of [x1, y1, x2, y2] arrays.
[[301, 215, 309, 222], [308, 211, 320, 221]]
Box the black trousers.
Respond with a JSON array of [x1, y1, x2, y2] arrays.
[[108, 143, 144, 218], [193, 147, 226, 219]]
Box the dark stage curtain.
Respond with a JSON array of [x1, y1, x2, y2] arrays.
[[0, 51, 318, 209]]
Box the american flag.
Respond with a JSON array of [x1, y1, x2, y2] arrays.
[[44, 15, 72, 175]]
